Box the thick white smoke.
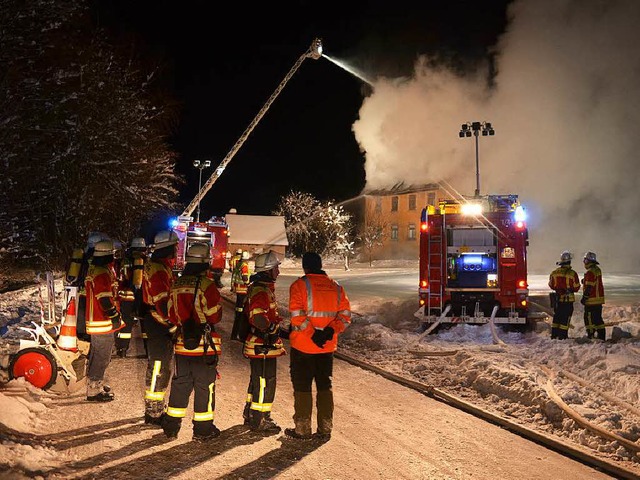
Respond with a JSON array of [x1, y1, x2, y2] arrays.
[[353, 0, 640, 273]]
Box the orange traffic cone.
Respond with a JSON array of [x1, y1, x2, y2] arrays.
[[57, 297, 78, 352]]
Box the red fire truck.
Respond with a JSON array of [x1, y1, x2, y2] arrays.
[[415, 194, 530, 329], [171, 215, 229, 281]]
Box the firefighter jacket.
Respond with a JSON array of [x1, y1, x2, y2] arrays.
[[85, 263, 124, 335], [582, 262, 605, 306], [168, 274, 222, 357], [117, 254, 136, 305], [243, 279, 286, 359], [142, 259, 174, 327], [548, 265, 580, 302], [289, 272, 351, 354], [232, 259, 250, 294]]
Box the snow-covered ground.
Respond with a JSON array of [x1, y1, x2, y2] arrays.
[[1, 262, 639, 477]]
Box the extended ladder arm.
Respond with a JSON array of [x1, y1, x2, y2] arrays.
[[181, 38, 323, 217]]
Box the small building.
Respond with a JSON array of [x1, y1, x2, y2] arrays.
[[225, 210, 288, 259]]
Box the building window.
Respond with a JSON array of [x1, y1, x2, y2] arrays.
[[391, 225, 398, 241], [375, 197, 382, 213], [408, 223, 416, 240], [391, 196, 398, 212], [409, 194, 416, 210], [427, 192, 436, 206]]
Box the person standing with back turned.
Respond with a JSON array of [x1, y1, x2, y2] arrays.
[[548, 250, 580, 340], [285, 252, 351, 441], [581, 251, 606, 341]]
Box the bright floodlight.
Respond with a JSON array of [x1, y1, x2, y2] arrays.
[[309, 38, 323, 59], [514, 205, 527, 222], [461, 203, 483, 216]]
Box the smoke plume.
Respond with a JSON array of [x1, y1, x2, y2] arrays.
[[353, 0, 640, 273]]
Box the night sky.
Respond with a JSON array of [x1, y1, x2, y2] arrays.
[[90, 1, 511, 220]]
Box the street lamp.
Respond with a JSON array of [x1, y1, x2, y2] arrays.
[[193, 159, 211, 222], [459, 121, 495, 198]]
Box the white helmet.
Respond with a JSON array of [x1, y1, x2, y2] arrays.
[[236, 248, 243, 255], [130, 237, 146, 249], [93, 239, 114, 257], [557, 250, 572, 264], [185, 242, 211, 264], [87, 232, 107, 250], [583, 251, 598, 263], [154, 230, 179, 249], [241, 251, 250, 260], [254, 250, 281, 272]]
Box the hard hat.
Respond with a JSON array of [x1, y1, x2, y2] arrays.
[[130, 237, 146, 249], [241, 251, 250, 260], [154, 230, 179, 249], [583, 251, 598, 263], [557, 250, 572, 264], [87, 232, 107, 250], [236, 248, 243, 255], [185, 242, 211, 264], [254, 250, 281, 273], [93, 239, 115, 257]]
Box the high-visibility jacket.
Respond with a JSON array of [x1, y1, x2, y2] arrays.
[[168, 274, 222, 356], [232, 259, 250, 294], [142, 259, 174, 327], [243, 280, 286, 359], [548, 265, 580, 302], [85, 263, 124, 335], [582, 263, 605, 306], [117, 253, 136, 304], [289, 272, 351, 354]]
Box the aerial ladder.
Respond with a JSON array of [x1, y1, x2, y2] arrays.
[[180, 38, 323, 219]]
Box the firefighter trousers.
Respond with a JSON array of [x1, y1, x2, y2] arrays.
[[114, 300, 135, 355], [143, 316, 174, 406], [165, 354, 218, 437], [247, 357, 277, 416], [551, 302, 573, 340], [230, 292, 247, 341], [87, 332, 115, 383], [584, 304, 605, 340]]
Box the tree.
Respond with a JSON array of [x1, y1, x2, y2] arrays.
[[358, 209, 389, 266], [0, 1, 181, 269]]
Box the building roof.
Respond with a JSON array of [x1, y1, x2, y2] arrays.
[[225, 213, 289, 246], [362, 181, 441, 196]]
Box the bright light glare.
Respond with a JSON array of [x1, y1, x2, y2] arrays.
[[514, 205, 526, 222], [461, 203, 483, 216], [169, 218, 179, 228]]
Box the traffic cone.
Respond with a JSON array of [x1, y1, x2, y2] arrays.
[[57, 297, 78, 352]]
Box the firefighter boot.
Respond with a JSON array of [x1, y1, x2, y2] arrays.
[[315, 389, 334, 441], [144, 399, 165, 427], [87, 380, 114, 402], [249, 410, 281, 434], [161, 415, 181, 440], [193, 420, 221, 442], [242, 402, 251, 426], [285, 391, 313, 440]]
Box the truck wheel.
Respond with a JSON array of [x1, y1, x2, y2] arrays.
[[9, 347, 58, 390]]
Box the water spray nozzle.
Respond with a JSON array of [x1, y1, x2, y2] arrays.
[[308, 38, 323, 60]]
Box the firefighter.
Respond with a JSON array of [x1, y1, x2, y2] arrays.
[[242, 250, 286, 433], [141, 230, 179, 425], [84, 238, 125, 402], [284, 252, 351, 441], [162, 243, 223, 441], [548, 251, 580, 340], [114, 237, 147, 358], [228, 248, 243, 293], [581, 251, 606, 340], [230, 250, 250, 342]]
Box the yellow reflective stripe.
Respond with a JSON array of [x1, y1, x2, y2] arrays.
[[258, 376, 266, 405], [193, 411, 214, 422], [202, 303, 221, 316], [249, 307, 266, 316], [95, 291, 113, 300], [208, 382, 215, 414], [250, 401, 273, 412], [166, 407, 186, 418], [145, 390, 165, 401], [150, 291, 168, 303], [246, 393, 252, 402], [117, 332, 132, 339], [150, 360, 161, 393]]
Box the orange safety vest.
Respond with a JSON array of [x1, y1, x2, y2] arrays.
[[548, 265, 580, 302], [85, 263, 124, 335], [168, 274, 222, 356], [583, 263, 605, 305], [289, 273, 351, 354], [243, 281, 286, 359]]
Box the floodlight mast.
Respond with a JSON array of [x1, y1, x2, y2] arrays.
[[181, 38, 323, 218], [459, 121, 495, 198]]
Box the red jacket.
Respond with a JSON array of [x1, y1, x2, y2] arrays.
[[168, 274, 222, 356], [85, 263, 124, 335], [289, 273, 351, 354], [142, 258, 174, 327], [243, 280, 286, 359], [583, 263, 605, 306]]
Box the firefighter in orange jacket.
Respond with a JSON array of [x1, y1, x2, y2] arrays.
[[163, 243, 223, 441], [581, 251, 606, 340], [548, 250, 580, 340], [141, 230, 178, 425], [230, 250, 250, 342], [285, 252, 351, 440], [84, 239, 125, 402], [242, 250, 286, 433]]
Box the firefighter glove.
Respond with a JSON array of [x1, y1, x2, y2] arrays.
[[311, 327, 334, 348], [106, 307, 121, 329], [279, 327, 290, 340]]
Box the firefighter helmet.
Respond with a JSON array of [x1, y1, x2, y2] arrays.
[[154, 230, 178, 249], [254, 250, 281, 272], [93, 239, 114, 257], [86, 232, 107, 250], [557, 250, 572, 265], [130, 237, 146, 249], [236, 248, 243, 255], [583, 251, 598, 263], [185, 242, 211, 264], [242, 251, 250, 260]]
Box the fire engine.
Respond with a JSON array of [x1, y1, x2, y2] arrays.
[[414, 194, 530, 329], [171, 215, 229, 277]]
